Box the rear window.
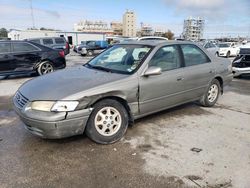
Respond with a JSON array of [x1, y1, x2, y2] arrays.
[[13, 42, 39, 52], [43, 39, 53, 45], [0, 43, 11, 53], [55, 38, 65, 44]]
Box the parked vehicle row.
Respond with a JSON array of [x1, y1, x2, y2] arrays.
[[13, 40, 233, 144], [0, 40, 66, 78]]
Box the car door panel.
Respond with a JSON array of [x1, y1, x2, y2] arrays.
[[0, 42, 14, 73], [138, 45, 187, 115], [180, 44, 216, 101], [139, 68, 187, 115], [12, 42, 41, 72]]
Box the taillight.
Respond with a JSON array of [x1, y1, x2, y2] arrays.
[[59, 50, 65, 58], [66, 42, 69, 49]]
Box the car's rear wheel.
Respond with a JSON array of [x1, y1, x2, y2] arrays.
[[226, 51, 230, 58], [37, 61, 54, 75], [87, 50, 94, 56], [199, 79, 220, 107], [85, 99, 128, 144]]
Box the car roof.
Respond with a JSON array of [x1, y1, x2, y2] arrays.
[[118, 40, 195, 47], [26, 37, 65, 40]]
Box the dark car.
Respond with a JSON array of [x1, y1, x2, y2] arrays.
[[0, 40, 66, 78], [80, 40, 109, 56], [26, 37, 70, 55]]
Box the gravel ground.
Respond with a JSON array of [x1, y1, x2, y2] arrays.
[[0, 52, 249, 188]]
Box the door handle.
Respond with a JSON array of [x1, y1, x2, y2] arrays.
[[177, 77, 184, 81]]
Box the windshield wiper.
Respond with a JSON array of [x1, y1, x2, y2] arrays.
[[86, 64, 113, 73]]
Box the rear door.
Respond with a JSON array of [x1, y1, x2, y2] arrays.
[[179, 44, 215, 100], [0, 42, 14, 73], [11, 42, 42, 72]]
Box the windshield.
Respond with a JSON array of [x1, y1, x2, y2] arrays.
[[86, 44, 152, 74], [219, 43, 229, 48]]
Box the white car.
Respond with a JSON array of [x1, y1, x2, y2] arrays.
[[218, 43, 239, 57]]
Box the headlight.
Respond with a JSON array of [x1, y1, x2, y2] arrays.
[[51, 101, 79, 112], [31, 101, 55, 112], [31, 101, 79, 112]]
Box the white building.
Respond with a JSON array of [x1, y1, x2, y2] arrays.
[[182, 17, 205, 41], [122, 10, 136, 37], [8, 29, 106, 45], [74, 20, 113, 34]]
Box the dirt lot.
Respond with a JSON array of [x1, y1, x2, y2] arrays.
[[0, 52, 250, 188]]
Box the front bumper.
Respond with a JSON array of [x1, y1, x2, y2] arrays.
[[13, 100, 92, 139], [232, 67, 250, 76]]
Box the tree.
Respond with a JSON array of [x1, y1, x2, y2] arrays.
[[0, 28, 8, 38], [163, 30, 174, 40]]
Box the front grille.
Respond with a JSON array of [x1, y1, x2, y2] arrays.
[[14, 92, 29, 109]]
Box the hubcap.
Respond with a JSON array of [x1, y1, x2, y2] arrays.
[[41, 63, 53, 74], [208, 84, 219, 103], [94, 107, 122, 136]]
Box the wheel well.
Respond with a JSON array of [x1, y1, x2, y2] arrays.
[[91, 96, 134, 123], [214, 77, 223, 94]]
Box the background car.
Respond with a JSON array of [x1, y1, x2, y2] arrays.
[[218, 43, 239, 57], [202, 41, 220, 57], [0, 40, 66, 78], [80, 40, 109, 56], [27, 37, 70, 55], [13, 41, 233, 144], [232, 44, 250, 77]]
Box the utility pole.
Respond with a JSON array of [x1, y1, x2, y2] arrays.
[[29, 0, 35, 29]]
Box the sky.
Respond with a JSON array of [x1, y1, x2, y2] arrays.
[[0, 0, 250, 38]]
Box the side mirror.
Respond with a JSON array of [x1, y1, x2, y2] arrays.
[[144, 66, 162, 76]]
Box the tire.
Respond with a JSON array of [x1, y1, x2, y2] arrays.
[[87, 50, 94, 56], [37, 61, 54, 76], [85, 99, 129, 144], [215, 52, 219, 57], [199, 79, 221, 107], [226, 51, 230, 58]]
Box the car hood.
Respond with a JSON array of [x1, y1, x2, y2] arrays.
[[19, 66, 128, 101]]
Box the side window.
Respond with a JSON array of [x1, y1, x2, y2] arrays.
[[0, 43, 11, 53], [30, 39, 41, 44], [181, 44, 210, 66], [43, 39, 53, 45], [204, 43, 210, 49], [55, 38, 65, 44], [148, 45, 181, 71], [13, 42, 39, 52]]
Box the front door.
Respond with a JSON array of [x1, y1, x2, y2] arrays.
[[139, 45, 187, 115]]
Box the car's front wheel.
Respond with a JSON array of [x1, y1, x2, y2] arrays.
[[37, 61, 54, 75], [85, 99, 129, 144], [199, 79, 221, 107]]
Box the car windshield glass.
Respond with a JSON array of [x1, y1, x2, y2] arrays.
[[86, 45, 152, 74], [219, 43, 229, 47]]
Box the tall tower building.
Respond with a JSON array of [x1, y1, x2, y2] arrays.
[[182, 17, 205, 41], [122, 10, 136, 37]]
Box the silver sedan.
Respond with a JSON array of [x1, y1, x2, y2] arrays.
[[13, 41, 233, 144]]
